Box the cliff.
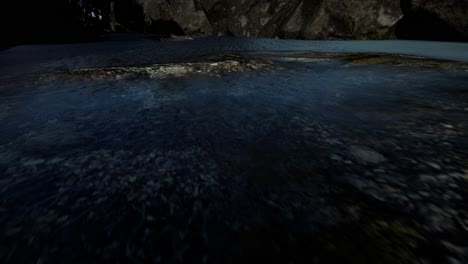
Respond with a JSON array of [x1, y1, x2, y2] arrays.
[[2, 0, 467, 45], [110, 0, 467, 41]]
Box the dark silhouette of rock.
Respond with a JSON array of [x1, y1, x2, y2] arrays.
[[396, 0, 468, 41], [148, 19, 185, 36], [1, 0, 467, 45]]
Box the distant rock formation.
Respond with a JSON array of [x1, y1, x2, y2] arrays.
[[116, 0, 466, 41], [2, 0, 467, 45], [122, 0, 403, 40]]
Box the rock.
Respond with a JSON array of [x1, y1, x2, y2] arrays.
[[228, 0, 302, 38], [161, 35, 194, 42], [299, 0, 402, 39], [426, 162, 441, 170], [350, 145, 387, 164], [419, 174, 437, 183], [57, 215, 69, 223], [23, 159, 45, 166], [4, 226, 22, 236], [136, 0, 402, 39], [330, 154, 342, 161], [278, 2, 304, 38], [5, 0, 468, 42], [442, 241, 468, 256], [139, 0, 212, 35], [200, 0, 228, 35]]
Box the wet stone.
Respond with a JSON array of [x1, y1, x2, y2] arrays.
[[350, 145, 387, 164]]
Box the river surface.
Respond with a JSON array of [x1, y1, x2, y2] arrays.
[[1, 35, 468, 263]]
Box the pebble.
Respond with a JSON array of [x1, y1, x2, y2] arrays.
[[330, 154, 342, 161], [442, 241, 468, 255], [419, 174, 437, 183], [57, 215, 68, 223], [419, 191, 430, 197], [23, 159, 45, 166], [426, 162, 441, 170], [350, 145, 386, 164], [5, 226, 22, 236]]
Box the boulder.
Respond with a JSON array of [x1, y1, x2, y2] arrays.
[[200, 0, 229, 36], [227, 0, 302, 38], [138, 0, 212, 35], [283, 0, 402, 40]]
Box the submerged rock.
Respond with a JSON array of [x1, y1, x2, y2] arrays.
[[350, 145, 386, 164], [43, 54, 278, 81]]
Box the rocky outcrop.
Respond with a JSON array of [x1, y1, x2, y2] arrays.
[[131, 0, 403, 39], [420, 0, 468, 40], [104, 0, 468, 41], [2, 0, 468, 43], [227, 0, 303, 38], [300, 0, 403, 39], [137, 0, 212, 35]]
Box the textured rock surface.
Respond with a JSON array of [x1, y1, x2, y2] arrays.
[[298, 0, 402, 39], [419, 0, 468, 39], [3, 0, 467, 42], [129, 0, 403, 39], [95, 0, 468, 40], [227, 0, 302, 38], [137, 0, 212, 35]]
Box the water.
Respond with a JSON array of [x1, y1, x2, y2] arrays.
[[1, 36, 468, 263]]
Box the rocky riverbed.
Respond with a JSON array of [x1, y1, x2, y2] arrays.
[[1, 36, 468, 263]]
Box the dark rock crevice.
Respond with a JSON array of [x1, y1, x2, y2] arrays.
[[395, 0, 468, 41], [395, 10, 464, 41], [147, 19, 185, 36], [109, 0, 145, 32]]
